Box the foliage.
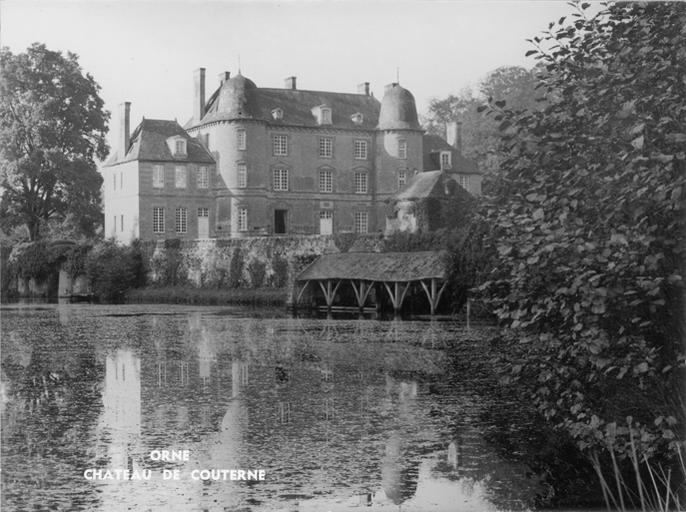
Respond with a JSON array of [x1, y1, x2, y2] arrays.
[[228, 247, 244, 288], [247, 260, 266, 288], [9, 240, 71, 280], [423, 66, 543, 182], [271, 255, 289, 288], [84, 241, 143, 302], [63, 243, 91, 278], [0, 44, 109, 240], [477, 0, 685, 471]]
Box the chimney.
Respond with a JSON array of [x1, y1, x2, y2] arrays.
[[446, 121, 463, 154], [218, 71, 231, 86], [357, 82, 370, 95], [119, 102, 131, 156], [194, 68, 206, 121], [284, 76, 297, 90]]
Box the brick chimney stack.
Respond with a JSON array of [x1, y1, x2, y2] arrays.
[[194, 68, 206, 121], [285, 76, 297, 90], [218, 71, 231, 86], [446, 121, 463, 155], [119, 102, 131, 156], [357, 82, 370, 95]]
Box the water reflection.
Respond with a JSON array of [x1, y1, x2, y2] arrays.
[[1, 304, 544, 511]]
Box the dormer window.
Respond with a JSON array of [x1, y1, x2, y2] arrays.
[[440, 151, 452, 170], [271, 108, 283, 121], [321, 108, 331, 124], [167, 136, 187, 157], [312, 105, 332, 125], [351, 112, 364, 125]]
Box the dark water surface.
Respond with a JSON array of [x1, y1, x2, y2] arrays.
[[1, 303, 545, 511]]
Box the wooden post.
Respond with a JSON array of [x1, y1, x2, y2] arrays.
[[350, 280, 373, 312], [295, 280, 310, 306], [382, 281, 410, 313], [420, 278, 448, 316], [318, 279, 341, 311]]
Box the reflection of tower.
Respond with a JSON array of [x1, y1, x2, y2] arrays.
[[231, 360, 249, 398], [102, 349, 141, 468], [381, 432, 420, 509], [197, 327, 215, 388]]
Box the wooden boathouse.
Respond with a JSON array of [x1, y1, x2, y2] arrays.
[[293, 251, 450, 315]]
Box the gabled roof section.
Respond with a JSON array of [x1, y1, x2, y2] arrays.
[[191, 86, 381, 130], [396, 170, 445, 200], [296, 251, 448, 282], [104, 119, 214, 166], [422, 134, 481, 175]]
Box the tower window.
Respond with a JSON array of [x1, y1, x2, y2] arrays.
[[237, 163, 247, 188], [237, 129, 246, 150], [238, 208, 248, 231], [398, 140, 407, 159], [320, 108, 332, 124], [398, 170, 407, 190]]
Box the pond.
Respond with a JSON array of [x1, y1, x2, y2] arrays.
[[1, 303, 548, 511]]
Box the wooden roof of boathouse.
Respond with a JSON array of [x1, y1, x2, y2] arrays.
[[296, 251, 449, 283]]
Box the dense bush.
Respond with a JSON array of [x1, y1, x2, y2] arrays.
[[84, 240, 144, 302], [475, 0, 685, 494], [271, 255, 289, 288], [247, 260, 266, 288]]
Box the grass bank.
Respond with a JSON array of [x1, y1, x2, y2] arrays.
[[126, 286, 288, 306]]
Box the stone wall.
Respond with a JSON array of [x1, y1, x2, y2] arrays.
[[143, 236, 340, 296]]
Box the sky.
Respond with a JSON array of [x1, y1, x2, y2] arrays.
[[1, 0, 575, 148]]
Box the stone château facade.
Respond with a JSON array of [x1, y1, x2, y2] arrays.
[[101, 70, 481, 242]]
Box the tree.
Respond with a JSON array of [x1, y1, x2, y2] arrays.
[[423, 66, 542, 181], [0, 43, 109, 241], [478, 0, 685, 480]]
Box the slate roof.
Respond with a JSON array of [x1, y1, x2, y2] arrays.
[[395, 170, 444, 200], [296, 251, 448, 282], [189, 84, 381, 131], [422, 134, 481, 175], [105, 119, 215, 166]]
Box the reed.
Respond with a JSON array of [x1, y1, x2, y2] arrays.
[[590, 418, 684, 512]]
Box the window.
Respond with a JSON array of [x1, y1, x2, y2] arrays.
[[237, 129, 246, 150], [398, 170, 407, 190], [320, 210, 333, 235], [319, 169, 333, 193], [153, 165, 165, 188], [175, 166, 187, 188], [459, 175, 470, 189], [197, 167, 209, 188], [153, 207, 165, 233], [354, 140, 368, 160], [272, 134, 288, 156], [319, 137, 333, 158], [113, 173, 116, 191], [238, 208, 248, 231], [398, 139, 407, 159], [351, 113, 364, 125], [198, 207, 209, 217], [120, 214, 124, 232], [237, 163, 247, 188], [113, 215, 116, 233], [175, 207, 187, 233], [271, 108, 283, 121], [321, 108, 332, 124], [175, 139, 186, 155], [354, 172, 368, 194], [354, 212, 368, 234], [440, 151, 452, 170], [120, 172, 123, 189], [273, 168, 289, 191]]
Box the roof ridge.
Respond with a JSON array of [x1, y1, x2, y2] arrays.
[[259, 87, 374, 97]]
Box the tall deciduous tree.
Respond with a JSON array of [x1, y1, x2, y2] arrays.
[[480, 1, 685, 465], [423, 66, 542, 181], [0, 43, 109, 240]]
